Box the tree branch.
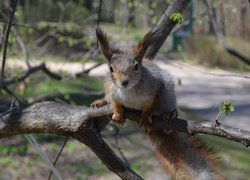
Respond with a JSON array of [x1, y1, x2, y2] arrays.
[[75, 130, 142, 180], [145, 0, 191, 60], [1, 101, 250, 179], [2, 63, 62, 87], [0, 102, 142, 180], [224, 45, 250, 66], [1, 101, 250, 146], [76, 62, 104, 77]]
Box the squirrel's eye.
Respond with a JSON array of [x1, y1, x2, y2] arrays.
[[134, 63, 139, 71], [109, 66, 113, 72]]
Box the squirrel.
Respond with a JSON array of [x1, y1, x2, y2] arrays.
[[91, 27, 223, 180]]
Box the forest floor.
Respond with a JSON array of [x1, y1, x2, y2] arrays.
[[4, 57, 250, 179]]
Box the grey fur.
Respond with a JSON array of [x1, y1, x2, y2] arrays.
[[105, 57, 176, 115]]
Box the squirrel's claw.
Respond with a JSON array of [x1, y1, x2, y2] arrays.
[[164, 109, 178, 122], [91, 99, 108, 108]]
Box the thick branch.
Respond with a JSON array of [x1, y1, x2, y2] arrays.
[[1, 101, 250, 147], [145, 0, 191, 60], [0, 102, 142, 180]]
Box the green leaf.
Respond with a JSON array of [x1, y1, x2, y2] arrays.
[[170, 12, 184, 25], [219, 101, 235, 116]]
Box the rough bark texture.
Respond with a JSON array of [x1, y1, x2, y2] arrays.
[[0, 102, 142, 179]]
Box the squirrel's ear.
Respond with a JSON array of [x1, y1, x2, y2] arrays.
[[96, 27, 113, 61], [133, 31, 153, 62]]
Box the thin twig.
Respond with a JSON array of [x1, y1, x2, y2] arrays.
[[48, 137, 69, 180], [76, 62, 104, 77], [110, 141, 130, 166], [25, 134, 63, 180], [0, 20, 40, 31], [2, 86, 27, 107], [1, 0, 19, 87]]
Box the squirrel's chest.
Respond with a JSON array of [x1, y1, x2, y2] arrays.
[[115, 88, 151, 110]]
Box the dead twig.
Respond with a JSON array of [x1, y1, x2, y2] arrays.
[[76, 62, 104, 77]]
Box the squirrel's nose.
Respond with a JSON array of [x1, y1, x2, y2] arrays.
[[121, 80, 129, 86]]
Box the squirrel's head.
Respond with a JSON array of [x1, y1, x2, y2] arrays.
[[96, 27, 153, 89]]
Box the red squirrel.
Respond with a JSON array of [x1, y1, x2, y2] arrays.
[[91, 27, 223, 180]]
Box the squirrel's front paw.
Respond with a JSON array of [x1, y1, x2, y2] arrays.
[[112, 112, 125, 125], [91, 99, 108, 108]]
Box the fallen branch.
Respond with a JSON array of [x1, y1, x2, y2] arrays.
[[225, 45, 250, 66]]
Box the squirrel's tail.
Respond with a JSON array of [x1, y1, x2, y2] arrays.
[[150, 130, 223, 180]]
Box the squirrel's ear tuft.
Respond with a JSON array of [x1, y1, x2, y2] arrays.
[[96, 27, 113, 61], [133, 31, 153, 62]]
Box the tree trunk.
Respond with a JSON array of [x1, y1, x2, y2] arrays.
[[128, 0, 135, 27], [219, 4, 225, 35]]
